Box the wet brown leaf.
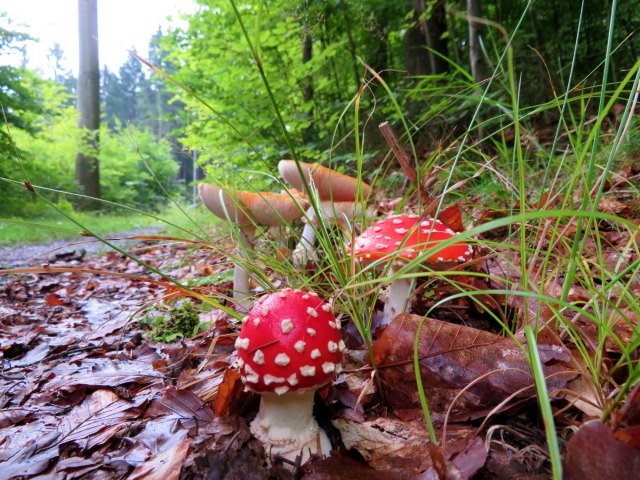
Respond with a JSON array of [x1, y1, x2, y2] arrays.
[[333, 417, 486, 478], [306, 455, 405, 480], [44, 358, 162, 392], [146, 386, 214, 433], [564, 420, 640, 479], [213, 366, 244, 416], [129, 437, 191, 480], [372, 314, 577, 418], [57, 389, 146, 450]]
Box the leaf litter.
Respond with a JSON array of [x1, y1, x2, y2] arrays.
[[0, 189, 639, 479]]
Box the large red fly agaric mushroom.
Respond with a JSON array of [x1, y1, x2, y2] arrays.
[[349, 214, 473, 327], [234, 288, 345, 463]]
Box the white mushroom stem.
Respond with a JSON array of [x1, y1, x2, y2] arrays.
[[292, 202, 369, 268], [250, 389, 331, 464], [297, 206, 320, 254], [381, 267, 413, 327], [233, 226, 256, 313]]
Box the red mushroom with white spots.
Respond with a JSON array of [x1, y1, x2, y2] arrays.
[[348, 214, 473, 327], [234, 288, 345, 463]]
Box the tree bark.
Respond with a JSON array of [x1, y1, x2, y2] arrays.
[[405, 0, 430, 77], [301, 26, 314, 143], [424, 0, 449, 74], [76, 0, 100, 209], [467, 0, 488, 84], [405, 0, 449, 76]]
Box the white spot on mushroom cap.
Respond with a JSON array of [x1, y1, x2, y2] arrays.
[[253, 350, 265, 365], [275, 353, 290, 366], [375, 243, 388, 249], [274, 386, 290, 395], [235, 337, 250, 350], [236, 358, 245, 368], [311, 348, 321, 359], [321, 304, 331, 312], [307, 328, 316, 336], [394, 228, 408, 234], [338, 340, 346, 352], [253, 317, 260, 326], [281, 318, 294, 333], [287, 373, 298, 386], [300, 365, 316, 377], [262, 306, 269, 316], [244, 363, 259, 383], [327, 341, 338, 353], [294, 340, 306, 353], [392, 218, 403, 225], [322, 362, 336, 373], [307, 307, 318, 318], [264, 374, 286, 385], [302, 294, 310, 300]]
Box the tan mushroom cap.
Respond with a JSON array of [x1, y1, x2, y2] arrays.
[[199, 183, 307, 227], [278, 160, 371, 203]]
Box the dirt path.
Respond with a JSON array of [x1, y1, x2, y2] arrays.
[[0, 227, 162, 269]]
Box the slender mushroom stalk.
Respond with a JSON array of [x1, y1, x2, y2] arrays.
[[234, 288, 344, 464], [349, 214, 473, 327], [293, 200, 369, 266], [279, 160, 372, 267], [199, 184, 307, 310]]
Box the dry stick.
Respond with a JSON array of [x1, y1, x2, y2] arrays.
[[379, 121, 430, 207]]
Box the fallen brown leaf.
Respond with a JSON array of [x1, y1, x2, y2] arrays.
[[564, 420, 640, 479], [372, 314, 577, 419]]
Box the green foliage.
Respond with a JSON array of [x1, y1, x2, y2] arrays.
[[100, 120, 180, 211], [160, 0, 406, 187], [143, 299, 203, 342], [4, 77, 180, 215]]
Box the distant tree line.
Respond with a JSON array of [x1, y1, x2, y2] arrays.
[[1, 1, 637, 214]]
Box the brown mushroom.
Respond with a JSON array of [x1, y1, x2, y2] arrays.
[[278, 160, 372, 266], [199, 184, 307, 309]]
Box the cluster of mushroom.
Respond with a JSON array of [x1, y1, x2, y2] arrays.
[[198, 160, 372, 309], [199, 160, 474, 464]]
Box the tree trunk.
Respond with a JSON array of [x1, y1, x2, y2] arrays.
[[301, 26, 314, 143], [467, 0, 488, 84], [76, 0, 100, 209], [404, 0, 430, 77], [424, 0, 449, 74], [339, 1, 361, 91]]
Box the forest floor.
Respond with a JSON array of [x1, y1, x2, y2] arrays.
[[1, 185, 639, 479]]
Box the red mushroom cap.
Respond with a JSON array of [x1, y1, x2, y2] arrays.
[[235, 289, 344, 395], [349, 214, 473, 264]]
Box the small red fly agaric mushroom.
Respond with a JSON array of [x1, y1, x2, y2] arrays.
[[234, 288, 345, 463], [349, 214, 473, 327]]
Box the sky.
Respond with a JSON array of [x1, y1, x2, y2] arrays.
[[1, 0, 198, 78]]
